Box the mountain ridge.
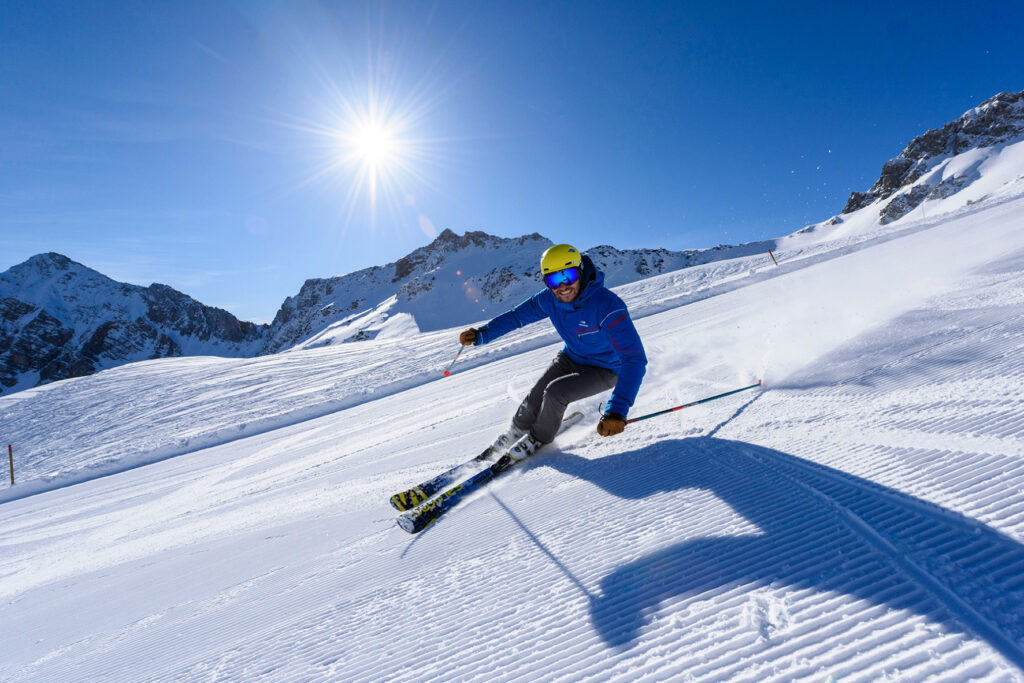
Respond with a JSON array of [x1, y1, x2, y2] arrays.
[[260, 229, 779, 353], [4, 88, 1024, 394], [0, 236, 746, 392], [843, 89, 1024, 220], [0, 253, 266, 394]]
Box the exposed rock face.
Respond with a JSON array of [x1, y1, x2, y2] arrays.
[[843, 90, 1024, 216], [878, 185, 931, 225], [261, 230, 556, 353], [0, 253, 265, 394], [260, 229, 781, 353]]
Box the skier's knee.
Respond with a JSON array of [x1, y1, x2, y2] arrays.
[[544, 381, 573, 408]]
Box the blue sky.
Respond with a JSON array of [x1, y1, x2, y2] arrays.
[[2, 1, 1021, 322]]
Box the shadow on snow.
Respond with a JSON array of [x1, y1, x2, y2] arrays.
[[536, 437, 1024, 667]]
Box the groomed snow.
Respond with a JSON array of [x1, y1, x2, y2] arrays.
[[2, 190, 1024, 680]]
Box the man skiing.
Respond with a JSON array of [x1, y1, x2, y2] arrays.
[[459, 243, 647, 462]]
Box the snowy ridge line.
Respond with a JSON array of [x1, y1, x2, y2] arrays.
[[0, 238, 913, 505], [851, 174, 1024, 240], [625, 218, 934, 323]]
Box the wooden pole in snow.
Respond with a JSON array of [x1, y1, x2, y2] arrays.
[[7, 444, 12, 486]]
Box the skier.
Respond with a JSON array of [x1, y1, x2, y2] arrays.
[[459, 243, 647, 461]]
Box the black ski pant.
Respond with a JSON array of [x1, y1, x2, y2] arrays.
[[512, 351, 618, 444]]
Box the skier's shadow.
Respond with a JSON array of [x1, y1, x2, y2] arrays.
[[539, 438, 1024, 666]]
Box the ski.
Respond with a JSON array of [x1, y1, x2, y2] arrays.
[[396, 412, 583, 533], [389, 445, 494, 512], [388, 411, 584, 512]]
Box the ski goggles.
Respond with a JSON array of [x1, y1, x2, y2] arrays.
[[543, 266, 581, 289]]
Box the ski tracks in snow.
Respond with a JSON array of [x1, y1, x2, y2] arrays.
[[3, 198, 1024, 681], [696, 249, 1024, 679]]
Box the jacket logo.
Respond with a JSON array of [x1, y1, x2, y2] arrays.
[[578, 320, 589, 328]]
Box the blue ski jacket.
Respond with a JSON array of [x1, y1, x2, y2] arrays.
[[476, 255, 647, 417]]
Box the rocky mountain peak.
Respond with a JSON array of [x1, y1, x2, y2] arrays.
[[25, 251, 74, 270], [844, 89, 1024, 214], [7, 252, 87, 284], [260, 229, 779, 353], [388, 230, 549, 284], [1, 253, 265, 395]]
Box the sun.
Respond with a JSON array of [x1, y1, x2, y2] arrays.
[[351, 120, 398, 166], [330, 108, 416, 211], [284, 60, 445, 228]]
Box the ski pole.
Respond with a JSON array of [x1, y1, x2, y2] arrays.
[[626, 380, 763, 424], [443, 346, 464, 377]]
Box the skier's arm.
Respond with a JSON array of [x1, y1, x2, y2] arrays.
[[475, 292, 550, 345], [601, 308, 647, 416]]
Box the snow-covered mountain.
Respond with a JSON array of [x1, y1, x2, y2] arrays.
[[0, 253, 265, 395], [262, 229, 779, 353], [0, 236, 775, 393], [261, 231, 552, 353], [843, 89, 1024, 223]]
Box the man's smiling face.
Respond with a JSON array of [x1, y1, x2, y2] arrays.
[[553, 278, 581, 303]]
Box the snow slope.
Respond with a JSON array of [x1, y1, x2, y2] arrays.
[[2, 193, 1024, 680]]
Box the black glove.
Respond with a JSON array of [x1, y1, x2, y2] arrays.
[[459, 328, 479, 346], [597, 412, 627, 437]]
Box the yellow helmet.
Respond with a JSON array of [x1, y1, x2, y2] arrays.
[[540, 244, 582, 275]]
